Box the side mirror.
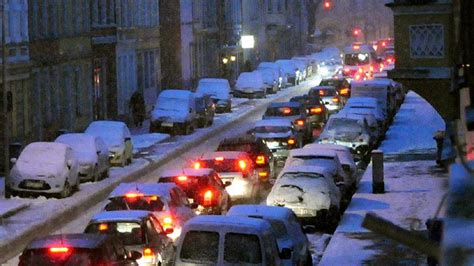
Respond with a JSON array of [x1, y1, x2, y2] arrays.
[[128, 250, 142, 260], [224, 181, 232, 187], [164, 227, 174, 235], [279, 248, 292, 260], [10, 158, 17, 164]]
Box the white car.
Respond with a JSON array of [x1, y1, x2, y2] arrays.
[[234, 71, 267, 98], [6, 142, 79, 198], [254, 68, 279, 94], [227, 205, 312, 266], [55, 133, 109, 182], [85, 121, 133, 167], [104, 183, 196, 242], [267, 165, 341, 227], [257, 62, 285, 88], [276, 59, 301, 86], [175, 215, 288, 265], [196, 78, 232, 113], [339, 107, 383, 140], [346, 96, 387, 126]]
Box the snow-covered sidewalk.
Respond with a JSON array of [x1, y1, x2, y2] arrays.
[[319, 91, 448, 265]]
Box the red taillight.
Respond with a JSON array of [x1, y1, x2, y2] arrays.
[[125, 193, 144, 199], [99, 223, 108, 231], [288, 138, 296, 145], [238, 160, 247, 170], [318, 90, 326, 96], [215, 156, 224, 161], [143, 248, 154, 260], [332, 97, 340, 103], [203, 190, 213, 206], [177, 175, 188, 182], [256, 155, 266, 165], [49, 247, 70, 254], [310, 107, 323, 114], [344, 68, 350, 73], [295, 119, 305, 126], [281, 107, 292, 114], [355, 74, 362, 80], [163, 216, 173, 226], [369, 65, 374, 72], [258, 171, 268, 177], [194, 162, 201, 169], [340, 88, 349, 96], [358, 68, 364, 74]]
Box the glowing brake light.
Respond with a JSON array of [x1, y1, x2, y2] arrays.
[[177, 175, 188, 182], [238, 160, 247, 170], [256, 155, 266, 165], [369, 66, 374, 72], [143, 248, 154, 260], [49, 247, 70, 254], [125, 193, 144, 199], [163, 216, 173, 226], [310, 107, 323, 114], [353, 45, 360, 50], [99, 223, 108, 231], [340, 88, 349, 96], [318, 90, 326, 96], [358, 68, 364, 74], [355, 74, 362, 80], [203, 190, 213, 206], [215, 157, 224, 161], [332, 97, 340, 103], [382, 41, 386, 47], [288, 138, 296, 145], [258, 171, 268, 177], [194, 162, 201, 169], [343, 68, 350, 73], [282, 107, 292, 114], [295, 119, 305, 126]]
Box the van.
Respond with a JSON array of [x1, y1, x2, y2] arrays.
[[175, 215, 290, 265], [150, 89, 197, 135]]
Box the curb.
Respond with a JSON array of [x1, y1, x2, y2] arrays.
[[0, 78, 318, 263]]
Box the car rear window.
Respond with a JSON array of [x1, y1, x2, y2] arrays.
[[267, 220, 288, 238], [180, 231, 219, 263], [224, 233, 262, 264], [104, 196, 165, 212], [255, 126, 291, 134], [201, 159, 244, 173], [20, 248, 95, 266], [217, 143, 255, 154], [265, 106, 299, 116], [310, 89, 336, 97], [85, 222, 145, 246], [320, 80, 342, 87]]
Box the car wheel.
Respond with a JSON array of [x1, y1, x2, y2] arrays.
[[4, 186, 11, 199], [59, 181, 72, 198], [127, 156, 132, 165]]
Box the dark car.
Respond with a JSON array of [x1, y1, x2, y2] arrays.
[[290, 95, 329, 126], [194, 92, 215, 128], [263, 102, 313, 143], [217, 135, 276, 183], [319, 78, 351, 103], [19, 233, 141, 266], [85, 210, 175, 266], [158, 168, 232, 215]]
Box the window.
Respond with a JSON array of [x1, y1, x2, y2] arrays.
[[277, 0, 283, 13], [180, 231, 219, 263], [267, 0, 273, 13], [224, 233, 262, 264], [409, 24, 444, 58]]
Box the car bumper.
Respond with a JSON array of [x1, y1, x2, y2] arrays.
[[150, 120, 186, 133], [109, 152, 125, 166], [224, 179, 254, 200], [6, 176, 67, 194], [233, 90, 264, 98], [78, 165, 94, 180]]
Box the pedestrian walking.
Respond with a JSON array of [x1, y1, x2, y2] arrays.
[[129, 91, 146, 127]]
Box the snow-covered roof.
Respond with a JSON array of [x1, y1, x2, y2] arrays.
[[289, 147, 337, 158], [201, 151, 246, 160], [159, 89, 194, 99], [55, 133, 96, 151], [198, 78, 229, 84], [196, 79, 230, 100], [344, 44, 374, 54], [280, 165, 331, 177], [227, 205, 291, 220], [85, 120, 131, 139], [269, 101, 300, 108], [160, 168, 214, 178], [26, 234, 108, 250], [330, 112, 365, 122], [338, 110, 376, 125], [90, 210, 151, 223], [236, 72, 265, 88], [304, 143, 351, 153], [255, 119, 292, 128], [108, 183, 177, 200], [347, 97, 378, 106], [310, 85, 336, 91], [258, 62, 280, 70], [185, 215, 271, 231], [16, 142, 68, 174]]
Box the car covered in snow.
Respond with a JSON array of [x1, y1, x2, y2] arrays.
[[175, 215, 289, 265], [275, 59, 301, 86], [233, 71, 267, 98], [266, 165, 341, 227], [193, 92, 215, 128], [257, 61, 285, 88], [351, 79, 398, 120], [263, 102, 313, 143], [308, 86, 343, 114], [318, 113, 374, 160], [345, 96, 387, 129], [193, 151, 260, 202], [254, 68, 279, 94], [85, 120, 133, 167], [55, 133, 109, 182], [6, 142, 79, 198], [84, 210, 175, 266], [252, 119, 303, 163], [338, 109, 383, 142], [227, 205, 312, 266], [196, 78, 232, 113], [150, 89, 197, 135], [157, 168, 231, 215], [103, 183, 196, 242]]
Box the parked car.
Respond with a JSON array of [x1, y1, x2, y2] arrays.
[[175, 215, 289, 265], [252, 119, 303, 165], [308, 86, 343, 114], [196, 78, 232, 113], [157, 168, 231, 215], [255, 68, 279, 94], [292, 56, 313, 79], [217, 134, 276, 183], [319, 78, 351, 102], [351, 79, 397, 120], [85, 210, 175, 266], [227, 205, 312, 266], [19, 233, 142, 266], [6, 142, 79, 198], [85, 120, 133, 167], [345, 97, 387, 129], [150, 89, 197, 135], [234, 71, 267, 98], [291, 57, 309, 80], [263, 102, 313, 143], [338, 109, 383, 141], [55, 133, 109, 182], [276, 59, 301, 86], [266, 165, 341, 228], [258, 62, 285, 88], [103, 183, 196, 242], [193, 92, 215, 128], [193, 151, 260, 202], [318, 113, 374, 160]]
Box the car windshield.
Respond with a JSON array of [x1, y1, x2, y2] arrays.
[[281, 172, 323, 179], [180, 231, 219, 263], [265, 106, 299, 116], [224, 233, 262, 264], [218, 143, 255, 153], [326, 118, 362, 133], [344, 53, 370, 66], [85, 222, 144, 245], [20, 248, 95, 266], [255, 126, 291, 134], [156, 97, 188, 112], [105, 196, 165, 212]]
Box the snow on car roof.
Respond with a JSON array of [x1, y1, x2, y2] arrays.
[[330, 112, 367, 122], [90, 210, 151, 223], [199, 78, 229, 84], [159, 89, 193, 99], [258, 62, 279, 68], [26, 234, 109, 250], [185, 215, 271, 230], [347, 97, 378, 105], [19, 142, 68, 162], [227, 205, 291, 220], [236, 72, 264, 87], [269, 101, 300, 108], [281, 165, 331, 177], [160, 168, 214, 178], [290, 147, 337, 158], [85, 120, 131, 138], [304, 143, 351, 152], [201, 151, 247, 160], [255, 119, 292, 127], [108, 183, 177, 200]]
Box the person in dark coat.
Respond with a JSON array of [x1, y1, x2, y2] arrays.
[[129, 91, 146, 127]]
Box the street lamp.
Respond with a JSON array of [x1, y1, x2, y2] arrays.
[[230, 55, 236, 62], [241, 35, 255, 49], [222, 57, 229, 64]]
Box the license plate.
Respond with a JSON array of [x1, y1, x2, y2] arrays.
[[161, 122, 173, 127], [25, 181, 43, 189], [294, 208, 313, 216]]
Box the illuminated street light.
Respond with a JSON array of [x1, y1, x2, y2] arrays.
[[222, 57, 229, 64], [230, 55, 236, 62], [241, 35, 255, 49]]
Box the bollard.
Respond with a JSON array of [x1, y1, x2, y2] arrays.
[[372, 150, 384, 194]]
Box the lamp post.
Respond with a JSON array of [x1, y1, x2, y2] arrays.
[[2, 0, 9, 178]]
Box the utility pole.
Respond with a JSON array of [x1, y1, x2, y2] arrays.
[[2, 0, 9, 178]]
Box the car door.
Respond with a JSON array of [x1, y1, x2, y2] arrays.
[[66, 147, 79, 186], [170, 188, 195, 223], [210, 172, 228, 207]]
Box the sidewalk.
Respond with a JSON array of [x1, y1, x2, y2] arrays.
[[319, 91, 448, 265]]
